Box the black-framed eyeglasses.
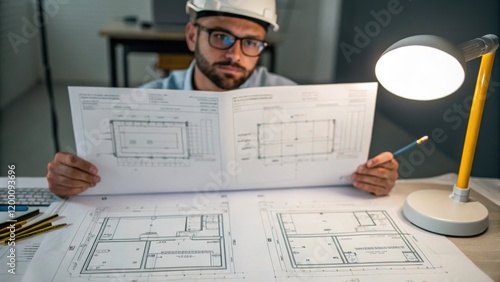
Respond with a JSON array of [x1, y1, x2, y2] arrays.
[[194, 23, 268, 57]]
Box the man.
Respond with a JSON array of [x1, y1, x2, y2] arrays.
[[47, 0, 399, 197]]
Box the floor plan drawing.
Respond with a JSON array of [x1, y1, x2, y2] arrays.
[[69, 87, 229, 194], [111, 120, 190, 159], [82, 214, 225, 274], [250, 104, 368, 169], [60, 204, 241, 280], [259, 201, 446, 280], [226, 83, 378, 187], [110, 119, 216, 167]]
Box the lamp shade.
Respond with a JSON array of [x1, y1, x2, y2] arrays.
[[375, 35, 466, 100]]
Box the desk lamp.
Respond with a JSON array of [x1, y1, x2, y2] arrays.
[[375, 34, 498, 236]]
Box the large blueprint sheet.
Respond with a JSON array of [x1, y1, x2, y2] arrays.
[[69, 83, 377, 195], [24, 185, 492, 281]]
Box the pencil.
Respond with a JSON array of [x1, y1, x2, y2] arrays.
[[11, 214, 59, 235], [0, 215, 58, 241], [2, 223, 67, 245], [12, 209, 41, 222], [16, 222, 52, 236], [0, 209, 40, 229], [393, 136, 429, 156], [0, 220, 28, 235]]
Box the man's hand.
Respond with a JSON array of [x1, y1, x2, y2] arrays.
[[46, 152, 100, 198], [351, 152, 399, 196]]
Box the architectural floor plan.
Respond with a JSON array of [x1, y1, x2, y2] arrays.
[[81, 214, 225, 274], [276, 211, 423, 267], [257, 200, 454, 280], [24, 187, 492, 281], [69, 87, 225, 194], [49, 200, 242, 281], [110, 119, 215, 167], [230, 84, 376, 188]]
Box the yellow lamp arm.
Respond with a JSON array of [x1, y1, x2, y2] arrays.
[[456, 53, 496, 189]]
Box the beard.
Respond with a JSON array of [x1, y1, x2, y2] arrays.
[[194, 45, 252, 90]]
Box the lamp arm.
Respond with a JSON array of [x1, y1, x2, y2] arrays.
[[458, 34, 499, 62], [455, 52, 496, 190]]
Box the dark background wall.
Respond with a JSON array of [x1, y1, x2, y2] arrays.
[[335, 0, 500, 178]]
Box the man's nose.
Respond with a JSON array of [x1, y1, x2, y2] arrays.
[[224, 39, 243, 61]]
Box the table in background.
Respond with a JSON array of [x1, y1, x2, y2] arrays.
[[99, 21, 278, 87]]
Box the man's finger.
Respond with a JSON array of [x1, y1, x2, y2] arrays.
[[54, 152, 98, 175], [49, 183, 88, 198], [352, 179, 391, 196], [356, 165, 398, 180], [366, 152, 394, 168], [47, 161, 99, 185], [374, 158, 399, 169]]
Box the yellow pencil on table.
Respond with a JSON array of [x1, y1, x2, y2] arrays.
[[0, 214, 59, 240], [2, 223, 68, 245], [16, 222, 53, 236], [14, 214, 59, 233], [0, 220, 28, 234], [393, 136, 429, 156], [0, 209, 41, 230], [0, 222, 29, 239]]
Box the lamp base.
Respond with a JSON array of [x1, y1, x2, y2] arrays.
[[403, 189, 489, 236]]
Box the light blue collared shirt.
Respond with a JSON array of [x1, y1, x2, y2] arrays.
[[141, 61, 296, 89]]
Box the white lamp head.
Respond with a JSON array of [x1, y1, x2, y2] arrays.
[[375, 35, 466, 100]]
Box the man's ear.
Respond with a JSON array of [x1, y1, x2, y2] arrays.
[[185, 22, 197, 52]]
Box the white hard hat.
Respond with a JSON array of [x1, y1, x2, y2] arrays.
[[186, 0, 279, 31]]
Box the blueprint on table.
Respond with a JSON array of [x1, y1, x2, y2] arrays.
[[23, 185, 492, 281]]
